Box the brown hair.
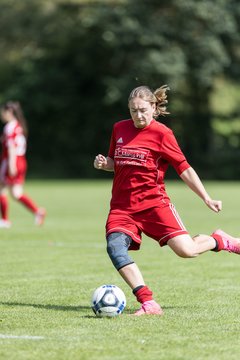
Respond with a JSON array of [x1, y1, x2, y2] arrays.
[[1, 101, 28, 137], [128, 85, 170, 117]]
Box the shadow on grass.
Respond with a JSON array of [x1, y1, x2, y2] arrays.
[[0, 301, 90, 312], [0, 301, 128, 319], [0, 302, 189, 318]]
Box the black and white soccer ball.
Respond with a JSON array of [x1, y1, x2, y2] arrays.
[[91, 284, 126, 317]]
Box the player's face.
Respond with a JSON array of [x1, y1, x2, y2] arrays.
[[129, 97, 155, 129]]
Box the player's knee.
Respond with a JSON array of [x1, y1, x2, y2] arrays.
[[10, 186, 23, 200], [106, 232, 134, 270], [10, 190, 19, 200], [168, 235, 198, 258]]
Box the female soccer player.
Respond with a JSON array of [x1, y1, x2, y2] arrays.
[[0, 101, 46, 228], [94, 85, 240, 316]]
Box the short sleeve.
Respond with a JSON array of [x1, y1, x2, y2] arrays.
[[161, 131, 191, 175]]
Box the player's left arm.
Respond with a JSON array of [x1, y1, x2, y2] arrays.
[[180, 167, 222, 213]]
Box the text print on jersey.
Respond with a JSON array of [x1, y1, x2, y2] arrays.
[[114, 147, 149, 166]]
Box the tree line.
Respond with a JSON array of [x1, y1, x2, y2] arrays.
[[0, 0, 239, 179]]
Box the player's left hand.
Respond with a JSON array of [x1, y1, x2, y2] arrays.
[[205, 199, 222, 213]]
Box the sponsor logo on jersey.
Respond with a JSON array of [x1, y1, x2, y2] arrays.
[[114, 147, 149, 166]]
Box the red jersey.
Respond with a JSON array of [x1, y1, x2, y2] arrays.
[[108, 119, 190, 212], [1, 120, 26, 159], [0, 120, 27, 185]]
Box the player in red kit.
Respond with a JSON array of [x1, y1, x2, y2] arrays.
[[94, 85, 240, 316], [0, 101, 46, 228]]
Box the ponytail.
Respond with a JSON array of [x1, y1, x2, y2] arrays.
[[154, 85, 170, 117]]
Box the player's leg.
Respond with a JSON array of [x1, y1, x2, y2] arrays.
[[0, 159, 11, 227], [9, 184, 46, 226], [107, 232, 163, 316], [119, 263, 163, 316], [142, 203, 240, 256], [167, 233, 215, 257], [167, 231, 240, 257], [0, 184, 11, 228]]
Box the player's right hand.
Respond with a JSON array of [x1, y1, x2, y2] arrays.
[[94, 154, 107, 170]]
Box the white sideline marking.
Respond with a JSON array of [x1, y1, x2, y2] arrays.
[[0, 334, 44, 340]]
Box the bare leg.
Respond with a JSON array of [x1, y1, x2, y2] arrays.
[[9, 184, 23, 199], [0, 184, 10, 226], [119, 262, 163, 315], [119, 263, 145, 290], [167, 234, 216, 258], [9, 184, 46, 226]]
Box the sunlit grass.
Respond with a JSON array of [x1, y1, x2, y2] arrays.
[[0, 180, 239, 360]]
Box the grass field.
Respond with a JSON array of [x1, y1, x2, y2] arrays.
[[0, 180, 239, 360]]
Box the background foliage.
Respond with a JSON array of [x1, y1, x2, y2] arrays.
[[0, 0, 239, 178]]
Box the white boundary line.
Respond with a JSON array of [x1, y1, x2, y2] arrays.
[[0, 334, 44, 340]]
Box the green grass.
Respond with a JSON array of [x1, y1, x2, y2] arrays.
[[0, 180, 240, 360]]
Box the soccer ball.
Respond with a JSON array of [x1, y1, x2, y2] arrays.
[[91, 284, 126, 317]]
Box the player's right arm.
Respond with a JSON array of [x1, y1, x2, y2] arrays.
[[94, 154, 114, 172]]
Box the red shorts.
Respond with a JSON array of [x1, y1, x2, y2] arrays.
[[0, 157, 27, 185], [106, 204, 189, 250]]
